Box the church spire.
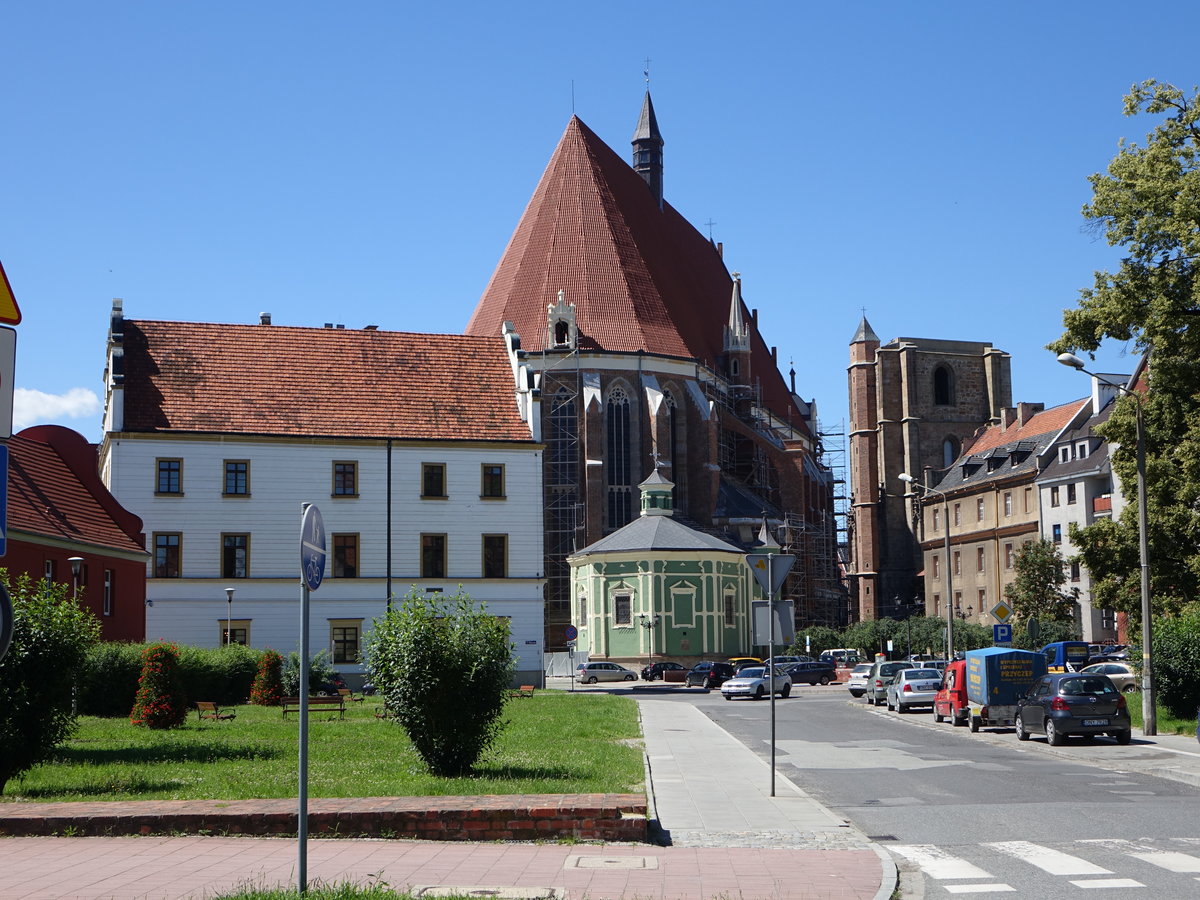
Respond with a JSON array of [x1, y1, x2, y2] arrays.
[[631, 91, 664, 208], [724, 272, 750, 353]]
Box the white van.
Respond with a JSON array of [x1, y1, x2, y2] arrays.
[[819, 648, 863, 667]]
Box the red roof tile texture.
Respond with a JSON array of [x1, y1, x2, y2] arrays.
[[465, 116, 803, 425], [121, 321, 533, 442], [9, 428, 146, 555], [965, 399, 1088, 455]]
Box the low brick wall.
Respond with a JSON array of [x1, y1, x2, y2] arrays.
[[0, 794, 648, 842]]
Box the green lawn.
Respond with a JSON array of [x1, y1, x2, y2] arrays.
[[3, 693, 644, 802]]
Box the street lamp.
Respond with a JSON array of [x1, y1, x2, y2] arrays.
[[955, 604, 974, 621], [638, 613, 661, 662], [1058, 351, 1155, 735], [68, 557, 84, 598], [224, 587, 235, 646], [900, 473, 954, 661]]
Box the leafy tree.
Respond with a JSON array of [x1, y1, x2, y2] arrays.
[[250, 649, 284, 706], [365, 587, 514, 777], [789, 625, 842, 658], [130, 642, 188, 729], [1050, 79, 1200, 621], [0, 571, 100, 795], [1145, 604, 1200, 718], [1004, 540, 1078, 625]]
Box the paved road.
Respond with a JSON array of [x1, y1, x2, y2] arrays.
[[686, 682, 1200, 898]]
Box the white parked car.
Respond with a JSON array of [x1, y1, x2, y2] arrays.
[[846, 663, 873, 698], [575, 661, 638, 684], [720, 666, 792, 701]]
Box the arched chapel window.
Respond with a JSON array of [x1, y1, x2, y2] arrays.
[[606, 385, 633, 529], [943, 436, 960, 468]]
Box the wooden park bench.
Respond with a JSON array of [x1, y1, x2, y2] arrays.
[[281, 695, 345, 719], [512, 684, 535, 698], [338, 688, 365, 704], [196, 701, 235, 722]]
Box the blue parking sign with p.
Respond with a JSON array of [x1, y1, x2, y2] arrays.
[[993, 623, 1013, 646]]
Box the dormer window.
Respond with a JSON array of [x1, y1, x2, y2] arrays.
[[546, 289, 577, 349], [1076, 441, 1089, 459], [1060, 445, 1071, 463]]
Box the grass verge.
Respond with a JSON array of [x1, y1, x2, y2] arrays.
[[3, 693, 643, 802], [1127, 697, 1199, 737]]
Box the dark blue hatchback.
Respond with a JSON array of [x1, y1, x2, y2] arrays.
[[1016, 672, 1132, 746]]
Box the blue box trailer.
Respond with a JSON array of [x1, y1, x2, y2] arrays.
[[964, 647, 1047, 732]]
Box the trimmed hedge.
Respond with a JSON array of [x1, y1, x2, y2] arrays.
[[78, 642, 260, 716]]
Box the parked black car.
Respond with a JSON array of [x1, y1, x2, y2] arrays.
[[1015, 672, 1132, 745], [641, 661, 687, 681], [685, 661, 737, 689], [784, 660, 838, 685]]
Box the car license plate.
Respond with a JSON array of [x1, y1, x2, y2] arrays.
[[1082, 718, 1108, 726]]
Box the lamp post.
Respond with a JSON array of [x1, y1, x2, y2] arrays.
[[900, 473, 953, 661], [224, 587, 235, 646], [68, 557, 84, 598], [638, 613, 661, 663], [1058, 351, 1155, 735]]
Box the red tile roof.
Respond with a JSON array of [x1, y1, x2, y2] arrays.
[[121, 321, 533, 442], [964, 399, 1088, 455], [9, 428, 146, 555], [465, 115, 805, 426]]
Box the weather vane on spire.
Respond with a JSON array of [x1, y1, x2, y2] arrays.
[[644, 57, 651, 87]]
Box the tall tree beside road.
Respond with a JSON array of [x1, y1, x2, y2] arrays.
[[1050, 79, 1200, 618], [1004, 540, 1079, 625], [0, 571, 100, 795]]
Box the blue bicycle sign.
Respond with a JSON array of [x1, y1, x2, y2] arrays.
[[300, 505, 326, 591]]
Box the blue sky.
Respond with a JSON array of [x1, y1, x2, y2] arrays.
[[3, 2, 1196, 449]]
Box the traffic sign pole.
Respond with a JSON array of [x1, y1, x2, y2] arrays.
[[298, 503, 326, 895]]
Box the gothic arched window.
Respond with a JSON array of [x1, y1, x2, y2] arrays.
[[943, 436, 960, 468], [606, 385, 633, 529], [933, 365, 954, 406]]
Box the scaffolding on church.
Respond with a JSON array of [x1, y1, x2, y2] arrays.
[[540, 349, 584, 650]]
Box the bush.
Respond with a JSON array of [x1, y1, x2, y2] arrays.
[[250, 649, 284, 705], [1149, 608, 1200, 719], [281, 648, 336, 696], [178, 643, 258, 705], [77, 642, 146, 716], [0, 571, 101, 795], [130, 642, 188, 729], [365, 587, 514, 776]]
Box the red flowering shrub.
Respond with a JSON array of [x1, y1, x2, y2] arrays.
[[249, 649, 283, 706], [129, 642, 188, 729]]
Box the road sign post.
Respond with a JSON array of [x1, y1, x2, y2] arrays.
[[744, 552, 796, 798], [298, 503, 326, 894]]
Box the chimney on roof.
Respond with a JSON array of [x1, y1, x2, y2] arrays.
[[1001, 407, 1017, 430], [1017, 401, 1044, 426], [324, 323, 334, 329], [335, 324, 345, 329], [259, 312, 271, 325], [364, 324, 379, 331]]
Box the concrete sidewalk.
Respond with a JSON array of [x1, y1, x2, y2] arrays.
[[0, 695, 893, 900]]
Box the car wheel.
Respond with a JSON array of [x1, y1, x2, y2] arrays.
[[969, 714, 980, 733], [1115, 730, 1132, 745], [587, 676, 598, 684], [849, 690, 863, 697], [819, 675, 831, 685], [934, 708, 945, 723], [897, 702, 907, 714], [1122, 684, 1137, 693], [886, 697, 894, 711], [1046, 718, 1064, 746], [1016, 716, 1030, 741], [624, 674, 636, 681], [953, 711, 966, 727], [723, 693, 733, 700], [754, 686, 765, 700], [780, 684, 791, 698]]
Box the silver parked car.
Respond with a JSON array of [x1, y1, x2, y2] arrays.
[[720, 666, 792, 700], [1080, 662, 1138, 693], [576, 661, 638, 684], [846, 663, 873, 697], [886, 668, 943, 712], [865, 661, 914, 706]]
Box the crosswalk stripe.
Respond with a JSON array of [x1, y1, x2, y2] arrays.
[[983, 841, 1111, 876], [943, 885, 1015, 894], [1070, 878, 1144, 888], [889, 845, 993, 880], [1078, 838, 1200, 872]]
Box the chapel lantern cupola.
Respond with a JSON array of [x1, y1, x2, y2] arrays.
[[639, 468, 675, 517], [547, 290, 578, 349], [723, 272, 751, 384], [631, 91, 664, 209]]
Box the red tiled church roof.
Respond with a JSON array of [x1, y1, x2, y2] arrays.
[[121, 321, 533, 442], [9, 428, 146, 556], [465, 115, 805, 426], [964, 399, 1088, 455]]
